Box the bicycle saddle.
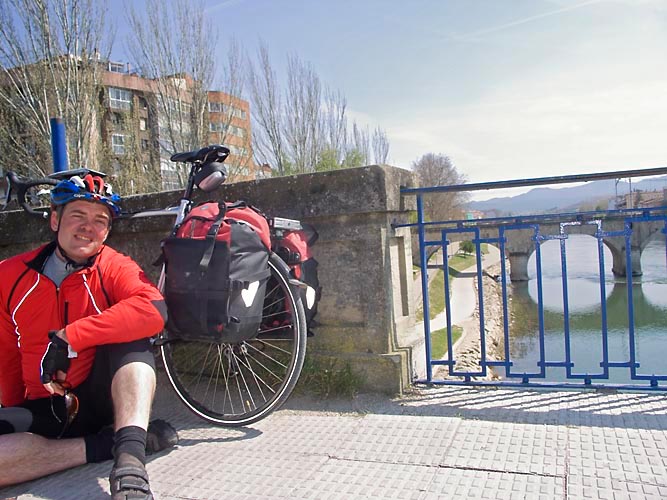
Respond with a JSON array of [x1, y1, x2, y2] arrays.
[[170, 145, 230, 164]]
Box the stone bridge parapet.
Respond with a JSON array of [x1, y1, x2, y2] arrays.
[[0, 165, 419, 394]]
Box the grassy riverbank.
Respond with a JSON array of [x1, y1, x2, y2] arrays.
[[416, 245, 486, 321], [430, 325, 463, 358], [414, 244, 490, 359]]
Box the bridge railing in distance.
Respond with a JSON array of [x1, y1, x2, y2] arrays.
[[397, 166, 667, 391]]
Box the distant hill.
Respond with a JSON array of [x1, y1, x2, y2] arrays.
[[467, 176, 667, 215]]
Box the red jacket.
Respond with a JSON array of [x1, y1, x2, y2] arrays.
[[0, 242, 167, 407]]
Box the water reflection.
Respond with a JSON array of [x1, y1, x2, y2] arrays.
[[526, 235, 614, 314], [639, 239, 667, 309], [506, 234, 667, 385]]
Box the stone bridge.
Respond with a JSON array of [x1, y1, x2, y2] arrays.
[[422, 216, 666, 281], [3, 165, 666, 394]]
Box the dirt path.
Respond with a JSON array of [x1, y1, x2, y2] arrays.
[[415, 245, 501, 331], [420, 247, 506, 381], [434, 261, 506, 380]]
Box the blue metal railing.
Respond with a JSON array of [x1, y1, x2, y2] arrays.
[[398, 167, 667, 391]]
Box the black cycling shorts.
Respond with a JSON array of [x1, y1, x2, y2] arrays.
[[0, 339, 155, 438]]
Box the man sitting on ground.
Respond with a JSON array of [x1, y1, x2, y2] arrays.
[[0, 173, 177, 500]]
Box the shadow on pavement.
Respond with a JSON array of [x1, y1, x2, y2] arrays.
[[283, 385, 667, 431]]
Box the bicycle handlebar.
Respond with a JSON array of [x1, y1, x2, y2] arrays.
[[3, 171, 58, 219]]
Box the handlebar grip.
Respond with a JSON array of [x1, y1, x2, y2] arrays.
[[4, 171, 57, 219]]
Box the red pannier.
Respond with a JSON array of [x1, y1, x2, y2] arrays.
[[161, 201, 271, 343], [272, 222, 321, 333]]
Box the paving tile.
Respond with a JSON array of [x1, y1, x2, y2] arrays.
[[150, 449, 329, 500], [3, 385, 667, 500], [236, 412, 363, 456], [567, 427, 667, 486], [292, 459, 437, 500], [567, 476, 666, 500], [423, 467, 564, 500], [440, 419, 567, 476], [333, 414, 461, 466]]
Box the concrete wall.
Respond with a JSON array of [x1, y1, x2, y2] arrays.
[[0, 165, 419, 394]]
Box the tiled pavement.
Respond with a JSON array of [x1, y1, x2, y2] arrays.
[[1, 381, 666, 499]]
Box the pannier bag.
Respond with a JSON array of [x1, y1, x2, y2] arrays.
[[273, 222, 321, 332], [162, 201, 271, 343]]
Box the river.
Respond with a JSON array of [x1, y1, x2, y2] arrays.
[[505, 234, 667, 385]]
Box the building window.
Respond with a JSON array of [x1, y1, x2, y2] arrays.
[[110, 112, 122, 125], [161, 96, 190, 115], [208, 102, 247, 120], [112, 134, 125, 155], [141, 139, 149, 151], [109, 87, 132, 110], [209, 122, 246, 138], [208, 101, 223, 113], [160, 160, 188, 191], [108, 61, 125, 73], [139, 118, 147, 131], [138, 96, 148, 109]]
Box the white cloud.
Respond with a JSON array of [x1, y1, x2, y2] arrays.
[[204, 0, 247, 13], [345, 108, 376, 130], [382, 0, 667, 185], [451, 0, 605, 42], [384, 74, 667, 186]]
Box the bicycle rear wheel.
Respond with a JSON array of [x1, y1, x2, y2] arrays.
[[160, 253, 307, 426]]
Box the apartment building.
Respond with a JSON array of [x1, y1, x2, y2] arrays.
[[101, 67, 156, 187], [0, 57, 260, 199], [101, 61, 257, 191]]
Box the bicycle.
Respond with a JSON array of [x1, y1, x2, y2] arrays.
[[3, 144, 308, 427]]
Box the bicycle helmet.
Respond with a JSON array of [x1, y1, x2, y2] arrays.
[[50, 174, 122, 217]]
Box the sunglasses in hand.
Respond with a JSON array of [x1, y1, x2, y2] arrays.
[[49, 381, 80, 439]]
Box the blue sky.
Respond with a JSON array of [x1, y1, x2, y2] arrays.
[[119, 0, 667, 198]]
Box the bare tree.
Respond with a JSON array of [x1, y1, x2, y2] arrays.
[[246, 43, 390, 175], [126, 0, 215, 185], [284, 54, 322, 174], [0, 0, 111, 177], [372, 126, 389, 164], [321, 88, 347, 163], [212, 38, 254, 182], [246, 42, 286, 175], [412, 153, 468, 221], [349, 122, 370, 166]]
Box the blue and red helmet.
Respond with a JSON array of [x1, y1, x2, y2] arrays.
[[50, 174, 122, 217]]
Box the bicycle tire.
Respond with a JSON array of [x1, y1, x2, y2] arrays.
[[160, 252, 307, 426]]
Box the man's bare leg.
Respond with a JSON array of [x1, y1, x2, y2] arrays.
[[111, 361, 156, 431], [0, 433, 85, 487], [108, 361, 157, 498]]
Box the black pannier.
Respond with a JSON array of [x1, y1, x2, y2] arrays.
[[161, 201, 271, 343]]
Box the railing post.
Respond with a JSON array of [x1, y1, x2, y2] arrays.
[[417, 194, 433, 382], [50, 117, 68, 172]]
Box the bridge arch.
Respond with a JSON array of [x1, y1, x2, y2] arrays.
[[426, 218, 666, 281]]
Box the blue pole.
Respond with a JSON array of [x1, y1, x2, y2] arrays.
[[50, 117, 68, 172]]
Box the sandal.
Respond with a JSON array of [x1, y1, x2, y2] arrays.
[[109, 457, 154, 500]]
